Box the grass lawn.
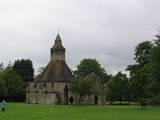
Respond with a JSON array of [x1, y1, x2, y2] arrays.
[[0, 103, 160, 120]]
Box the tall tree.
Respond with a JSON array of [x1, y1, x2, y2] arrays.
[[71, 58, 109, 104], [107, 72, 130, 104], [149, 34, 160, 104], [135, 41, 153, 66], [127, 41, 153, 102], [0, 65, 25, 101], [127, 65, 150, 101], [74, 58, 109, 82], [0, 73, 7, 100], [13, 59, 34, 82], [0, 63, 3, 72]]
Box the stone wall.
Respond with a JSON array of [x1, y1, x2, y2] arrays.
[[26, 82, 107, 105], [26, 82, 70, 104]]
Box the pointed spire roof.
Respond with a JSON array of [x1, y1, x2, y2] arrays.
[[55, 33, 62, 42], [51, 33, 65, 51]]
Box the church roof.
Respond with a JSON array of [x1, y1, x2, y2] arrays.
[[38, 60, 73, 82], [36, 33, 73, 83]]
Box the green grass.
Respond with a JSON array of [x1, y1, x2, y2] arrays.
[[0, 103, 160, 120]]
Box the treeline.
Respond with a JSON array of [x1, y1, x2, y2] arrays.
[[0, 33, 160, 105], [0, 59, 34, 101], [70, 58, 130, 104], [70, 33, 160, 105]]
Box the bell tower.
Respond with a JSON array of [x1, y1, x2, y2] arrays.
[[50, 34, 66, 61]]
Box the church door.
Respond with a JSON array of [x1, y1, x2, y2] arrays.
[[94, 95, 98, 105], [64, 85, 68, 105]]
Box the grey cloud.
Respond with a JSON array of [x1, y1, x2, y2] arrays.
[[0, 0, 160, 75]]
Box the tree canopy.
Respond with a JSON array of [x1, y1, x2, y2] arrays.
[[74, 58, 109, 82], [127, 33, 160, 105], [70, 58, 109, 104], [0, 65, 25, 101], [107, 72, 130, 104], [13, 59, 34, 82], [0, 59, 34, 101]]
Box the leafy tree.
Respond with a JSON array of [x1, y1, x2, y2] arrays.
[[71, 58, 109, 104], [13, 59, 34, 82], [127, 41, 153, 103], [86, 73, 108, 105], [75, 58, 109, 83], [149, 34, 160, 105], [0, 63, 3, 72], [0, 65, 25, 101], [107, 72, 130, 104], [154, 34, 160, 47], [70, 77, 94, 103], [135, 41, 153, 65], [74, 58, 108, 82], [128, 65, 151, 102], [0, 74, 7, 100]]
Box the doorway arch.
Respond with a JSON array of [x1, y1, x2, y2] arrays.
[[94, 95, 98, 105]]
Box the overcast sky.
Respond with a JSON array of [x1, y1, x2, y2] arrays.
[[0, 0, 160, 75]]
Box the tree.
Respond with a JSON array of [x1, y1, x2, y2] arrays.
[[127, 41, 153, 103], [135, 41, 153, 66], [0, 74, 7, 100], [0, 65, 25, 101], [128, 65, 150, 102], [74, 58, 109, 82], [149, 33, 160, 105], [85, 73, 108, 105], [75, 58, 98, 77], [70, 77, 94, 103], [107, 72, 130, 104], [71, 58, 109, 104], [13, 59, 34, 82], [0, 63, 3, 72]]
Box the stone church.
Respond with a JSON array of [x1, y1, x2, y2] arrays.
[[26, 34, 74, 104], [26, 34, 106, 105]]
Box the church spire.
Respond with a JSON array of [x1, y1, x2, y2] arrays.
[[51, 33, 62, 48], [50, 33, 66, 61], [55, 33, 62, 42]]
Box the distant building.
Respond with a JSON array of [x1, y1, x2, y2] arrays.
[[26, 34, 106, 105]]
